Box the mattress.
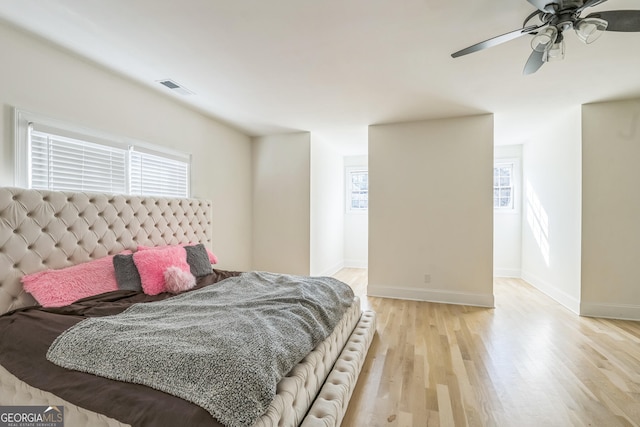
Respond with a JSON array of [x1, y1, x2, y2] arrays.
[[0, 297, 375, 427]]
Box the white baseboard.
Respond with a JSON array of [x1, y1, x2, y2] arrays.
[[493, 268, 521, 278], [520, 270, 580, 314], [367, 285, 494, 308], [317, 261, 345, 277], [580, 302, 640, 321], [343, 259, 368, 269], [315, 260, 366, 277]]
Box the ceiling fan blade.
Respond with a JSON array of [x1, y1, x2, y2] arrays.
[[576, 0, 608, 13], [526, 0, 558, 13], [587, 10, 640, 31], [451, 25, 542, 58], [523, 49, 545, 75]]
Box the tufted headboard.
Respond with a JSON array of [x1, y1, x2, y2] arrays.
[[0, 187, 213, 315]]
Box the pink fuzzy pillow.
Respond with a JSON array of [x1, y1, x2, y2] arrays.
[[132, 246, 191, 295], [164, 266, 196, 294], [137, 244, 218, 264], [21, 252, 131, 307]]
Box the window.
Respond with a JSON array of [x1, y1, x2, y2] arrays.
[[15, 109, 190, 197], [346, 168, 368, 212], [494, 162, 514, 209]]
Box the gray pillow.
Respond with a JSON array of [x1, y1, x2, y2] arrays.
[[113, 254, 143, 291], [185, 244, 213, 277]]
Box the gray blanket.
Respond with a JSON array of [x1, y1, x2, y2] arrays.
[[46, 271, 354, 427]]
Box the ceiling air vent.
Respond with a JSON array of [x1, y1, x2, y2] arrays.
[[157, 79, 194, 96]]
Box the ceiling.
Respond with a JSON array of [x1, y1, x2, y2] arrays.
[[1, 0, 639, 153]]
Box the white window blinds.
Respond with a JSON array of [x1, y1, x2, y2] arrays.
[[130, 150, 189, 198], [30, 129, 128, 194], [26, 121, 190, 197]]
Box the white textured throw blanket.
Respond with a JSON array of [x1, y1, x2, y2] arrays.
[[47, 272, 354, 427]]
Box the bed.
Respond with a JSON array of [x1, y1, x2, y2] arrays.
[[0, 187, 376, 427]]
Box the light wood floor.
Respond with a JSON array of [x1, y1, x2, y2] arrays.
[[332, 268, 640, 427]]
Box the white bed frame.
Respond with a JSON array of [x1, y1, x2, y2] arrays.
[[0, 187, 375, 427]]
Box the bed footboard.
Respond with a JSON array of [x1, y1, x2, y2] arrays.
[[303, 310, 377, 427]]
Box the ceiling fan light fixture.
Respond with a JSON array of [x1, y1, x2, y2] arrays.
[[451, 0, 640, 75], [543, 38, 565, 62], [531, 26, 558, 51], [575, 17, 608, 44]]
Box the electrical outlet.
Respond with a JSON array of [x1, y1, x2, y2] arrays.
[[424, 274, 431, 284]]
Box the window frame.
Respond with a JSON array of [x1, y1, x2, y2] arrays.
[[345, 167, 368, 214], [14, 108, 191, 197], [493, 158, 520, 214]]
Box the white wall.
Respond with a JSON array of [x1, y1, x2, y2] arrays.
[[493, 144, 522, 277], [252, 132, 311, 275], [521, 107, 582, 313], [368, 115, 494, 307], [0, 22, 252, 270], [344, 155, 368, 268], [310, 136, 344, 276], [581, 98, 640, 320]]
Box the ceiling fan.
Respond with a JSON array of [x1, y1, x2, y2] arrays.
[[451, 0, 640, 74]]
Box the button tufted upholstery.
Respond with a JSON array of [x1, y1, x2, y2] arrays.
[[0, 187, 212, 315], [302, 310, 376, 427]]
